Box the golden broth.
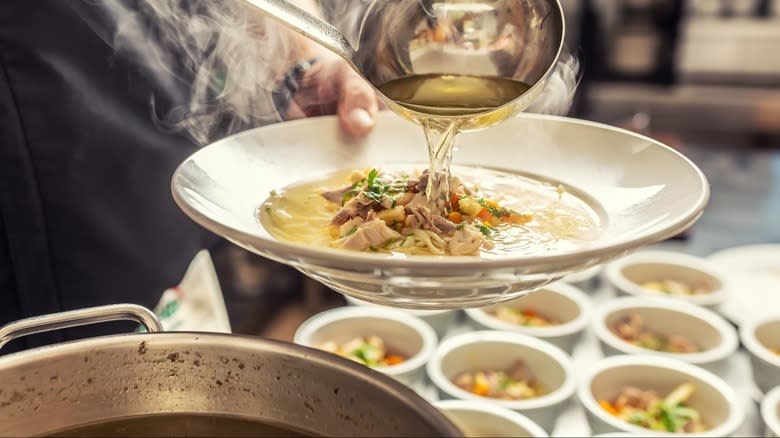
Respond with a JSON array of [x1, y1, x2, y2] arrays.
[[259, 166, 601, 257]]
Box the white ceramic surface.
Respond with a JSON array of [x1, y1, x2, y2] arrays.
[[434, 400, 548, 437], [463, 282, 592, 354], [593, 297, 738, 372], [426, 330, 575, 432], [171, 112, 709, 309], [740, 315, 780, 396], [293, 307, 437, 387], [343, 295, 457, 338], [707, 244, 780, 325], [578, 355, 745, 437], [605, 251, 728, 309], [762, 386, 780, 437]]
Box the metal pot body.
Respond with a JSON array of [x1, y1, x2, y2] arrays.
[[0, 306, 460, 437]]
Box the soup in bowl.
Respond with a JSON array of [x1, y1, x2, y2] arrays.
[[579, 355, 744, 437], [606, 251, 727, 309], [426, 331, 575, 432], [464, 282, 592, 354], [171, 112, 709, 309]]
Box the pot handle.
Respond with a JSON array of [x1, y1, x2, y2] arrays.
[[0, 304, 163, 350]]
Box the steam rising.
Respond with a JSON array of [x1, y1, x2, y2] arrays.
[[86, 1, 579, 145]]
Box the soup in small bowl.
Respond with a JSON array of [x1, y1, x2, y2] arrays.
[[740, 315, 780, 395], [606, 251, 728, 309], [593, 297, 738, 373], [464, 282, 592, 354], [426, 331, 575, 433], [579, 355, 744, 437], [294, 306, 437, 387]]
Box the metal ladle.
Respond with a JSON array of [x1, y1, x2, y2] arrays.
[[245, 0, 565, 131]]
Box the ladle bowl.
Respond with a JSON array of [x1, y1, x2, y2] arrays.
[[244, 0, 565, 130]]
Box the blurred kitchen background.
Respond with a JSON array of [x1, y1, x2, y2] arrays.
[[212, 0, 780, 338]]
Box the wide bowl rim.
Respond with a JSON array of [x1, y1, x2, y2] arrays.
[[739, 314, 780, 368], [292, 306, 438, 377], [171, 112, 710, 271], [761, 385, 780, 437], [592, 296, 739, 364], [578, 354, 745, 437], [426, 330, 576, 410], [463, 282, 592, 337], [433, 399, 550, 438], [605, 250, 729, 307]]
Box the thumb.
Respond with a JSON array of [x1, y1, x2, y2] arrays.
[[337, 67, 379, 137]]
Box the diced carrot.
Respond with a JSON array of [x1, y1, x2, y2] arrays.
[[599, 400, 619, 416], [485, 200, 500, 208], [448, 211, 463, 223], [477, 208, 492, 222], [383, 355, 405, 366], [450, 193, 461, 211], [473, 382, 490, 396], [522, 309, 538, 318], [505, 213, 532, 225]]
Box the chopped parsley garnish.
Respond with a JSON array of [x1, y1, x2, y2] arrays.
[[477, 224, 495, 237], [456, 223, 465, 230], [344, 226, 358, 237]]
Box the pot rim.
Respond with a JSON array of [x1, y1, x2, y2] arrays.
[[0, 331, 463, 437]]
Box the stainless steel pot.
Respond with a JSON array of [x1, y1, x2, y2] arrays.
[[0, 304, 461, 437]]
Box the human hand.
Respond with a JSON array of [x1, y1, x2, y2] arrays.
[[285, 57, 384, 138]]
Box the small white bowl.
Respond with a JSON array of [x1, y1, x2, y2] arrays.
[[293, 306, 437, 386], [740, 315, 780, 395], [579, 355, 744, 437], [606, 251, 729, 309], [593, 297, 738, 373], [464, 282, 592, 354], [426, 330, 575, 432], [434, 400, 548, 437], [761, 386, 780, 437], [343, 295, 457, 338]]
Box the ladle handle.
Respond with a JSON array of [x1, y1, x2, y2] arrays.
[[0, 304, 163, 351], [243, 0, 355, 61]]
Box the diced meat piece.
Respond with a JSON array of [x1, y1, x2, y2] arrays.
[[615, 387, 659, 411], [405, 193, 427, 210], [331, 191, 381, 226], [356, 192, 376, 206], [415, 172, 429, 192], [508, 361, 531, 382], [404, 206, 456, 235], [336, 218, 401, 251], [613, 313, 643, 341], [431, 215, 457, 235], [321, 184, 355, 204], [447, 226, 485, 256], [339, 217, 364, 236]]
